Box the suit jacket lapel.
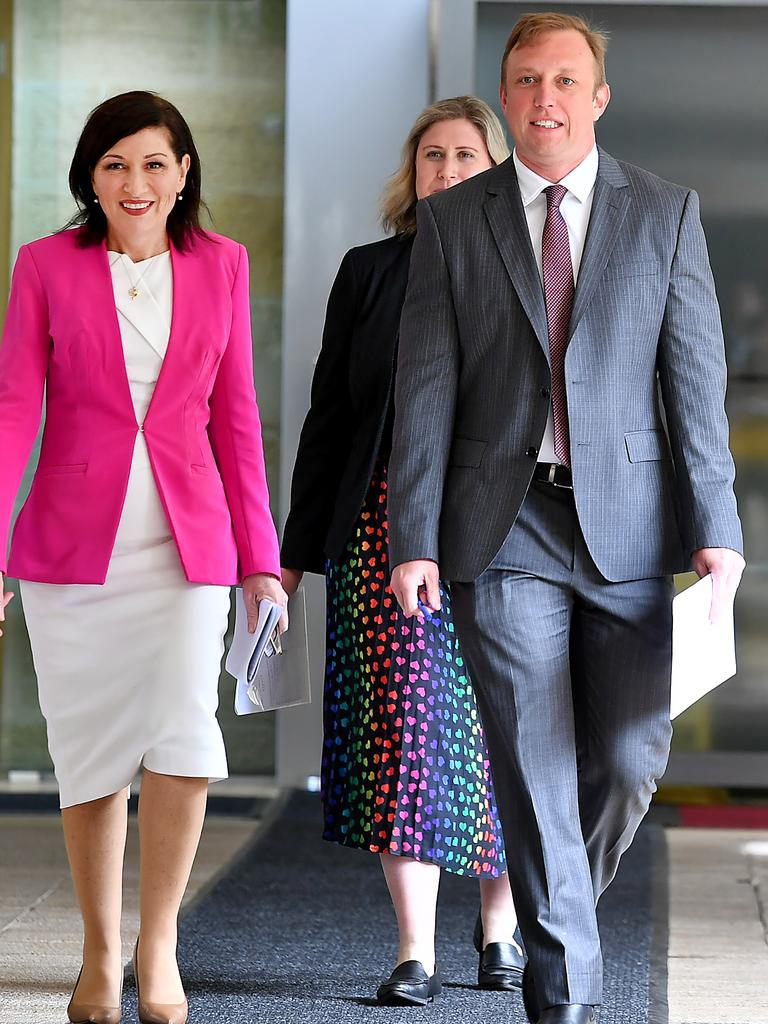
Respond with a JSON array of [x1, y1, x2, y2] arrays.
[[569, 149, 630, 339], [484, 167, 550, 357]]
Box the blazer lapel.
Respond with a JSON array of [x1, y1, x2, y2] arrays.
[[569, 149, 630, 339], [484, 167, 550, 357], [89, 243, 137, 417], [143, 240, 186, 422]]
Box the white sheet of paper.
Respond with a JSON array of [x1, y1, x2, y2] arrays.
[[226, 592, 282, 715], [225, 589, 311, 716], [670, 574, 736, 719]]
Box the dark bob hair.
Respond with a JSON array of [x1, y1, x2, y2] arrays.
[[67, 90, 208, 250]]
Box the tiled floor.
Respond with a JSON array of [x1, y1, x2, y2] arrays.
[[0, 807, 766, 1024], [666, 829, 768, 1024]]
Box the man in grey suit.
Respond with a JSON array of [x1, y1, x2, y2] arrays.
[[389, 12, 745, 1024]]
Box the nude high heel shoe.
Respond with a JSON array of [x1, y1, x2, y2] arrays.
[[132, 937, 189, 1024], [67, 964, 122, 1024]]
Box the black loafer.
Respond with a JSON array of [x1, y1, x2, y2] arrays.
[[376, 960, 442, 1006], [473, 911, 526, 990], [479, 941, 525, 990]]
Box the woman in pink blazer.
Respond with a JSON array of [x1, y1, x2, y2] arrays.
[[0, 91, 286, 1024]]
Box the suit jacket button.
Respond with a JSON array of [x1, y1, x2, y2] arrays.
[[138, 424, 145, 432], [526, 446, 538, 458], [540, 387, 550, 397]]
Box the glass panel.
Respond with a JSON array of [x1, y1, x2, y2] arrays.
[[0, 0, 285, 776], [476, 3, 768, 757]]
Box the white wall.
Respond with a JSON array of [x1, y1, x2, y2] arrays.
[[277, 0, 430, 786]]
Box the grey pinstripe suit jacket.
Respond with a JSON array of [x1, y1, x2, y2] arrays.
[[388, 149, 743, 583]]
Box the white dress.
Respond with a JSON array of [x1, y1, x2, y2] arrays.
[[20, 252, 230, 808]]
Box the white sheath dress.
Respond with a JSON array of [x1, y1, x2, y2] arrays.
[[20, 252, 230, 808]]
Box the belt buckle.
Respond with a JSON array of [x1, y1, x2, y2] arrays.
[[549, 463, 573, 490]]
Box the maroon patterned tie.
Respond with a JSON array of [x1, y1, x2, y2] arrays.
[[542, 184, 574, 467]]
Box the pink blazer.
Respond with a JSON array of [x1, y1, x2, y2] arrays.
[[0, 228, 281, 585]]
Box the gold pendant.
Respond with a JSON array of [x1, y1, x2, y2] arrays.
[[128, 286, 139, 300]]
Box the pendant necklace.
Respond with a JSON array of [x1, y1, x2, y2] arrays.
[[109, 252, 160, 301]]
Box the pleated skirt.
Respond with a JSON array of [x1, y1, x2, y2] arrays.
[[322, 459, 506, 877]]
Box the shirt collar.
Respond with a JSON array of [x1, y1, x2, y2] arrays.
[[513, 145, 599, 207]]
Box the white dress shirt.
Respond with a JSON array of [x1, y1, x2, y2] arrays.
[[513, 146, 599, 464]]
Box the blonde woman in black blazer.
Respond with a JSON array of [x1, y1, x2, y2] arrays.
[[282, 97, 525, 1007]]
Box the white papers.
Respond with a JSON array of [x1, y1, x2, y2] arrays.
[[226, 588, 311, 715], [671, 574, 736, 719], [226, 592, 283, 715]]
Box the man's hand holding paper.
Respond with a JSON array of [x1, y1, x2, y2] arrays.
[[691, 546, 745, 624]]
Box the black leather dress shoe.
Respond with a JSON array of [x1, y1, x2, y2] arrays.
[[538, 1004, 596, 1023], [478, 942, 524, 990], [376, 960, 442, 1006], [473, 911, 526, 990]]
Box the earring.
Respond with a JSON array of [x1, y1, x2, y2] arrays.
[[177, 193, 183, 201], [93, 197, 99, 205]]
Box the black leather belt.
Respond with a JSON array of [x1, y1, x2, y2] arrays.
[[533, 462, 573, 489]]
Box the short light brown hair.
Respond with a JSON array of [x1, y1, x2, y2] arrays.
[[380, 95, 509, 237], [500, 12, 609, 93]]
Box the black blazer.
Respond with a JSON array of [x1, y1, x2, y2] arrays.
[[281, 234, 413, 574]]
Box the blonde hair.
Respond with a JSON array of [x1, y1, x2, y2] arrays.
[[500, 12, 609, 92], [380, 96, 509, 237]]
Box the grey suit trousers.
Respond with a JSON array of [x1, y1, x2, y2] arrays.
[[452, 479, 673, 1008]]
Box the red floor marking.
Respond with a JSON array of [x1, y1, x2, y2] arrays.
[[679, 805, 768, 829]]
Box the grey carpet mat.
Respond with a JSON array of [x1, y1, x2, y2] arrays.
[[122, 791, 667, 1023]]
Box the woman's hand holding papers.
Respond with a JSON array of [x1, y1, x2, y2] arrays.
[[243, 573, 289, 634]]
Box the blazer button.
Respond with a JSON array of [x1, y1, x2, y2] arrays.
[[526, 446, 538, 458], [540, 386, 550, 397], [138, 424, 145, 432]]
